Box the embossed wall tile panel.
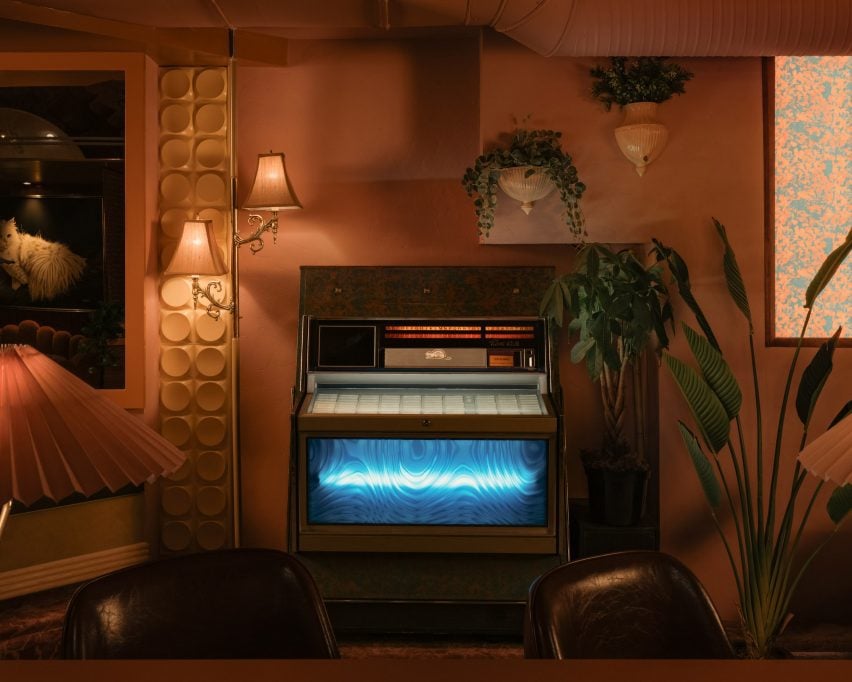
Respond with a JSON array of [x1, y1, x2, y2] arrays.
[[157, 66, 233, 554]]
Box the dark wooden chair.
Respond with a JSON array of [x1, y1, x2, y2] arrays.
[[524, 550, 735, 659], [61, 548, 339, 659]]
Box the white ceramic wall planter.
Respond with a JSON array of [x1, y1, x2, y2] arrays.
[[497, 165, 556, 214], [614, 102, 668, 176]]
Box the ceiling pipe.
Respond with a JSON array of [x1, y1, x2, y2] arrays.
[[497, 0, 852, 57], [383, 0, 852, 56]]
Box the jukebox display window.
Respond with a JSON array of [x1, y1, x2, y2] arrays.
[[306, 437, 548, 526]]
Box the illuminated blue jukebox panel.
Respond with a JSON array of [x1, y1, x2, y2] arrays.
[[306, 437, 548, 527]]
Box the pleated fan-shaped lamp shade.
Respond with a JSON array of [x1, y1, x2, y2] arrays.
[[797, 415, 852, 486], [242, 153, 302, 211], [165, 218, 227, 276], [0, 344, 186, 535]]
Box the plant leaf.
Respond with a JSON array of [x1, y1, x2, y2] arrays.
[[795, 327, 842, 425], [805, 228, 852, 309], [829, 401, 852, 428], [664, 353, 731, 453], [570, 337, 595, 364], [682, 323, 742, 419], [713, 218, 753, 332], [827, 484, 852, 524], [652, 239, 719, 350], [539, 279, 557, 319], [678, 421, 721, 507], [552, 279, 564, 328]]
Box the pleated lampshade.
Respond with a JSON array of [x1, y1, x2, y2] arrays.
[[165, 218, 227, 276], [0, 344, 186, 507], [797, 415, 852, 486], [243, 153, 302, 211]]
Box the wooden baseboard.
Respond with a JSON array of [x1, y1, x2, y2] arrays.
[[0, 542, 150, 600]]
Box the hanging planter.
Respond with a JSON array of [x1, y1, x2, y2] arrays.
[[462, 128, 586, 239], [613, 102, 669, 176], [590, 57, 693, 176], [496, 165, 556, 214]]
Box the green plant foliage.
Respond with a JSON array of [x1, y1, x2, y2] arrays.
[[827, 483, 852, 524], [540, 243, 673, 470], [678, 421, 721, 508], [590, 57, 694, 110], [655, 223, 852, 658], [664, 353, 731, 454], [795, 327, 841, 425], [79, 300, 125, 389], [462, 129, 586, 238], [652, 238, 718, 349], [805, 230, 852, 308], [682, 323, 742, 420], [713, 218, 753, 331]]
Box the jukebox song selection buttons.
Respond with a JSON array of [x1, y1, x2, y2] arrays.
[[308, 388, 545, 415]]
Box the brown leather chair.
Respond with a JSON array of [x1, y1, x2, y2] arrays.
[[524, 550, 735, 659], [61, 548, 340, 659]]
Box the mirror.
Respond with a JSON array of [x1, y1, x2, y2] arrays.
[[0, 54, 147, 407]]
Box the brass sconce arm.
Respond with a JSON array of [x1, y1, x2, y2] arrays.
[[191, 276, 235, 321], [234, 212, 278, 254]]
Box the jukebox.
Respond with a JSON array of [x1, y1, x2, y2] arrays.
[[289, 267, 566, 633]]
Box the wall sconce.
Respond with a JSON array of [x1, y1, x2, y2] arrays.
[[236, 152, 302, 254], [165, 152, 302, 321], [165, 218, 232, 320]]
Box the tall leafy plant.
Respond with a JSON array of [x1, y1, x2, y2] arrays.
[[541, 243, 673, 470], [654, 221, 852, 658]]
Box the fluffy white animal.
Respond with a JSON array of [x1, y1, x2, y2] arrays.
[[0, 218, 86, 301]]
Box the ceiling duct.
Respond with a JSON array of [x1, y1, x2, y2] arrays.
[[3, 0, 851, 57]]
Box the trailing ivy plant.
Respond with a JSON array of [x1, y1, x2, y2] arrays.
[[654, 221, 852, 658], [590, 57, 693, 110], [461, 128, 586, 239]]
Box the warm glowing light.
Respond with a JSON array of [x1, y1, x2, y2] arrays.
[[385, 333, 481, 339], [321, 468, 532, 492]]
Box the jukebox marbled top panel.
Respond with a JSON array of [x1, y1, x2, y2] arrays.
[[299, 266, 555, 318]]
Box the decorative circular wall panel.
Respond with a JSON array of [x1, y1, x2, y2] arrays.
[[158, 66, 233, 555]]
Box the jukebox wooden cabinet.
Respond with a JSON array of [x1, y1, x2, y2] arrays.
[[289, 268, 566, 634]]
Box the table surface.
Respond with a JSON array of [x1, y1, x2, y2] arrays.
[[2, 658, 849, 682]]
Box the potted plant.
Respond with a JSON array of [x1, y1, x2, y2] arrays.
[[79, 300, 125, 389], [590, 57, 694, 176], [540, 243, 673, 525], [462, 128, 586, 239], [654, 221, 851, 658], [590, 56, 694, 110]]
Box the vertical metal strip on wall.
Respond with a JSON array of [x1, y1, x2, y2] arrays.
[[156, 67, 234, 554]]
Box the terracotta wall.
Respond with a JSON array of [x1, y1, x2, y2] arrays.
[[234, 34, 851, 621]]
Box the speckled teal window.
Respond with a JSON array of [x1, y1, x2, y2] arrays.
[[773, 56, 850, 340]]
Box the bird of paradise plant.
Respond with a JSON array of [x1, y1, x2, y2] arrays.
[[653, 220, 852, 658]]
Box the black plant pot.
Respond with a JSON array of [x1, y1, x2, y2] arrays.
[[585, 467, 649, 527]]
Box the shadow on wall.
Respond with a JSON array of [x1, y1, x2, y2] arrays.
[[788, 534, 852, 625]]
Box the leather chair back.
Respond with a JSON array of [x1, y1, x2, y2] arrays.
[[524, 551, 735, 659], [62, 548, 339, 659]]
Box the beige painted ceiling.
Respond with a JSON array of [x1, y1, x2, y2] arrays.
[[1, 0, 850, 63]]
